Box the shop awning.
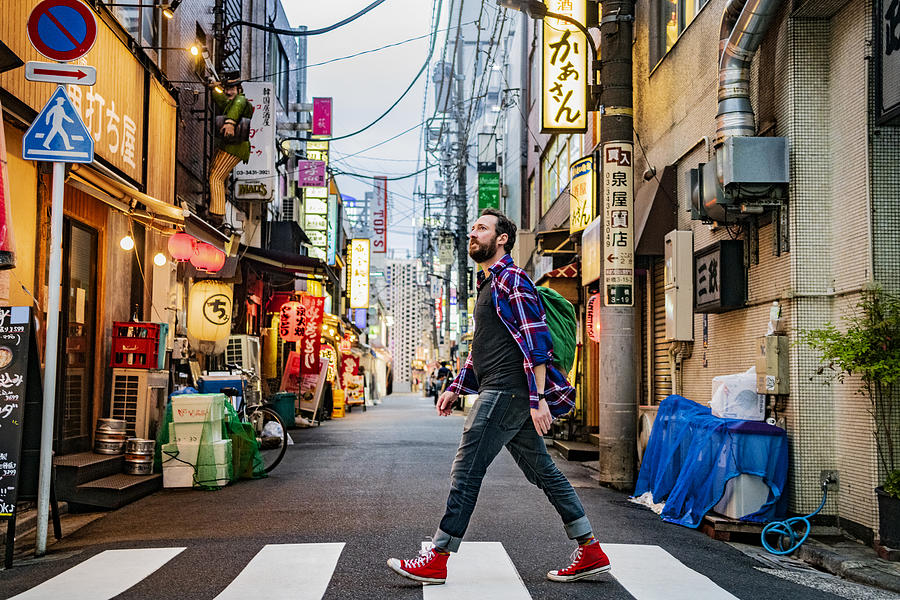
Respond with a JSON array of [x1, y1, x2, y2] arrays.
[[634, 165, 677, 256], [535, 228, 577, 255], [68, 163, 184, 225], [240, 245, 327, 276], [535, 261, 580, 305]]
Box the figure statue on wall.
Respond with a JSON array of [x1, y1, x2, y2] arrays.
[[209, 71, 254, 218]]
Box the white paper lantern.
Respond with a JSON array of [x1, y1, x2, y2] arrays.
[[187, 280, 233, 342]]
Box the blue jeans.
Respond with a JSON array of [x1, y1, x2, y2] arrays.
[[433, 390, 592, 552]]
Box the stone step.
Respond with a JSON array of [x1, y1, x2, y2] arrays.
[[67, 473, 162, 511], [553, 439, 599, 462]]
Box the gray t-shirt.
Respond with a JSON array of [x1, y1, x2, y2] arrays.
[[471, 276, 529, 393]]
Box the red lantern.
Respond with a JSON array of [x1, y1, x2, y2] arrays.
[[190, 242, 219, 272], [206, 247, 226, 273], [586, 293, 602, 343], [167, 232, 195, 261], [279, 300, 305, 342]]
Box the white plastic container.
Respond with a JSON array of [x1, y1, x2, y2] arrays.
[[162, 464, 195, 488], [161, 439, 231, 467], [710, 367, 765, 421], [168, 420, 222, 445], [171, 394, 226, 423], [713, 474, 771, 519]]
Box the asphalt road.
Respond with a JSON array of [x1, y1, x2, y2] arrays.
[[0, 392, 895, 599]]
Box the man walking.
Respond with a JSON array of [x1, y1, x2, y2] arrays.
[[387, 208, 610, 584]]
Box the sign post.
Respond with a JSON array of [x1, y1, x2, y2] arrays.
[[24, 0, 97, 559]]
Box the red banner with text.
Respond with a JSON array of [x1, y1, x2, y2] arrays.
[[300, 295, 325, 376]]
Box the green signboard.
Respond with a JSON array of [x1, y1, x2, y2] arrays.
[[478, 172, 500, 211]]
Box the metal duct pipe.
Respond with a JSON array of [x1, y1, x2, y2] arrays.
[[715, 0, 779, 144]]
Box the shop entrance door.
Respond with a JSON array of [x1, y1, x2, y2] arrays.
[[55, 218, 98, 454]]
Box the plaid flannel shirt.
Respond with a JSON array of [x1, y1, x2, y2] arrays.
[[447, 254, 575, 418]]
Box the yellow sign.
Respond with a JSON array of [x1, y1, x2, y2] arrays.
[[602, 142, 634, 306], [569, 155, 595, 233], [348, 238, 370, 309], [541, 0, 588, 133]]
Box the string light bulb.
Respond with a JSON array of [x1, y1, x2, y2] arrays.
[[119, 235, 135, 251], [153, 252, 167, 267]]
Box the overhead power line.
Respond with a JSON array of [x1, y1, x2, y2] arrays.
[[226, 0, 388, 36]]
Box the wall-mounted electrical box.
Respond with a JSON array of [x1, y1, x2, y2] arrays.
[[756, 335, 790, 394], [664, 230, 694, 341]]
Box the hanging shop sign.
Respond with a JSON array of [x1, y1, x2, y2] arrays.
[[304, 141, 329, 200], [477, 172, 500, 211], [187, 281, 232, 341], [878, 0, 900, 123], [694, 240, 745, 313], [372, 176, 387, 253], [438, 231, 455, 265], [312, 97, 333, 137], [303, 187, 329, 262], [586, 293, 602, 342], [233, 82, 274, 200], [348, 238, 370, 309], [581, 215, 602, 286], [299, 295, 325, 375], [569, 154, 595, 234], [541, 0, 588, 133], [339, 353, 359, 388], [602, 142, 634, 306], [278, 300, 305, 342], [297, 159, 326, 188], [326, 194, 339, 267]]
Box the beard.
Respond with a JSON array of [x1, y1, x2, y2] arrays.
[[468, 235, 498, 264]]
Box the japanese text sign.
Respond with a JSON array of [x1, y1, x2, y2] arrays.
[[0, 307, 32, 517], [348, 238, 370, 309], [602, 142, 634, 306], [541, 0, 588, 133], [477, 172, 500, 211], [234, 82, 275, 198], [879, 0, 900, 121], [569, 154, 595, 233], [299, 295, 325, 376], [297, 159, 326, 188], [312, 97, 332, 136]]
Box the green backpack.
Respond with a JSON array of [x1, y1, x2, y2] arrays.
[[536, 286, 577, 374]]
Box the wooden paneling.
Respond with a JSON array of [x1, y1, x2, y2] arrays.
[[1, 1, 146, 182], [146, 78, 176, 204]]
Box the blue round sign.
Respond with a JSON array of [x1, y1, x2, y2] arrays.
[[27, 0, 97, 62]]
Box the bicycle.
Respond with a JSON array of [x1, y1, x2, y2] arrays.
[[222, 363, 289, 473]]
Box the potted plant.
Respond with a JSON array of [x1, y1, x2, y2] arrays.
[[802, 286, 900, 547]]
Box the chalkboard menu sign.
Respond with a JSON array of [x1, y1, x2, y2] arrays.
[[0, 307, 31, 517]]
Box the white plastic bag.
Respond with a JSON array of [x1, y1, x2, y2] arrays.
[[710, 366, 764, 421]]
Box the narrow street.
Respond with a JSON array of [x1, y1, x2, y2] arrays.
[[0, 393, 892, 600]]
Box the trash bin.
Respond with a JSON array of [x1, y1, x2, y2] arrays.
[[269, 392, 297, 428]]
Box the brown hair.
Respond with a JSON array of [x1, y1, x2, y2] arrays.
[[480, 208, 516, 254]]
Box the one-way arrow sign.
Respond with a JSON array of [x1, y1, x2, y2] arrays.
[[25, 61, 96, 86]]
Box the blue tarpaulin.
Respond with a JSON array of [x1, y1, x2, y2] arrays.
[[634, 395, 789, 528]]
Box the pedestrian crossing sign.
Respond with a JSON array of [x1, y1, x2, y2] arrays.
[[22, 85, 93, 163]]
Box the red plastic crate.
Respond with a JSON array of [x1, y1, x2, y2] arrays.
[[111, 322, 161, 369]]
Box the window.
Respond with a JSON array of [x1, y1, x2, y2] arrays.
[[651, 0, 710, 66], [107, 0, 158, 48], [274, 43, 290, 109], [541, 135, 578, 216]]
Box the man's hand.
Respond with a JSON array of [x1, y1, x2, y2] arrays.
[[437, 390, 458, 416], [221, 122, 235, 138], [531, 398, 552, 436]]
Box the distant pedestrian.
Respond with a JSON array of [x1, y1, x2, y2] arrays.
[[387, 208, 610, 585]]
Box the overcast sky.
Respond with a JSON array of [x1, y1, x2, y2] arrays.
[[284, 1, 446, 256]]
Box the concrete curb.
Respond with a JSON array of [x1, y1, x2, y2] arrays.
[[0, 503, 70, 552], [798, 541, 900, 595]]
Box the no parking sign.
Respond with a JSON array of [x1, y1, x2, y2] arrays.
[[27, 0, 97, 62]]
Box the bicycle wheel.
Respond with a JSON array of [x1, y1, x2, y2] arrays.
[[248, 406, 288, 473]]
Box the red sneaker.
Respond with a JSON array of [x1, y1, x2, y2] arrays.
[[387, 546, 449, 584], [547, 542, 611, 582]]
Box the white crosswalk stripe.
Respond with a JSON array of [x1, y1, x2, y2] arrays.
[[5, 542, 743, 599], [7, 547, 186, 600], [603, 544, 739, 600], [213, 542, 344, 600], [421, 541, 531, 600]]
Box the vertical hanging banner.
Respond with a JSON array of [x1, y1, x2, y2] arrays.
[[299, 295, 325, 376], [477, 172, 500, 211], [569, 155, 595, 233], [348, 238, 371, 309], [326, 194, 339, 267], [603, 142, 634, 306], [372, 177, 387, 253], [541, 0, 588, 133], [312, 97, 332, 136], [234, 82, 275, 200]]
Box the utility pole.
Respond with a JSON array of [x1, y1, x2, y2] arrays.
[[455, 41, 470, 337], [596, 0, 637, 490]]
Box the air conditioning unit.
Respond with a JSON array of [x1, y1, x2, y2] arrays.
[[226, 335, 261, 377], [110, 368, 169, 439]]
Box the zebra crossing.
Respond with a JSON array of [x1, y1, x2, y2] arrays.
[[7, 541, 738, 600]]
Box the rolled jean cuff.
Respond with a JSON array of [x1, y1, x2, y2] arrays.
[[433, 529, 463, 553], [563, 515, 592, 540]]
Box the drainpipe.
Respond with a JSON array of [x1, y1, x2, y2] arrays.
[[715, 0, 779, 144]]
